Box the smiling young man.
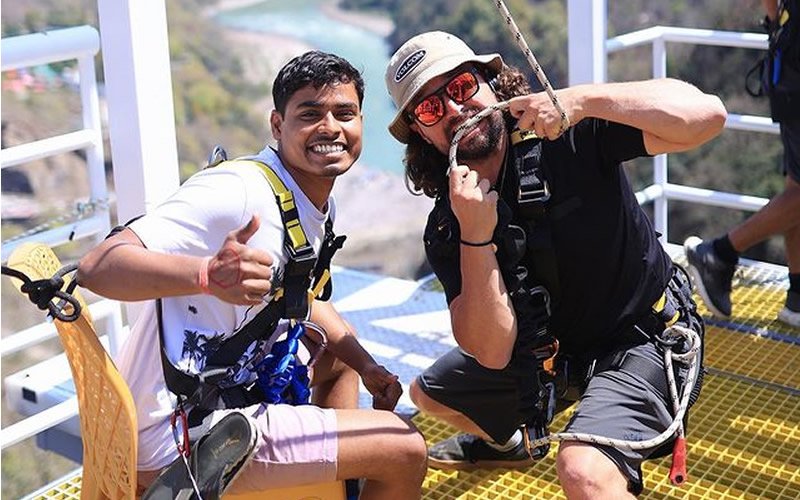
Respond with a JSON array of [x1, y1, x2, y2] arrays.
[[385, 32, 727, 497], [78, 51, 426, 499]]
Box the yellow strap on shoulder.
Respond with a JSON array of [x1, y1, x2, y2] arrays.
[[233, 160, 309, 251]]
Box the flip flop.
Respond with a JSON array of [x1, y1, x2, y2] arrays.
[[141, 412, 257, 500]]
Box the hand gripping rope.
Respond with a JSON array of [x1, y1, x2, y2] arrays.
[[451, 1, 700, 485], [448, 0, 570, 174]]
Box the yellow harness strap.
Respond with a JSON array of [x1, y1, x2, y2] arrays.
[[652, 292, 680, 327], [510, 128, 540, 145], [224, 160, 332, 301]]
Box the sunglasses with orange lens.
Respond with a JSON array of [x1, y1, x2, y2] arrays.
[[410, 70, 481, 127]]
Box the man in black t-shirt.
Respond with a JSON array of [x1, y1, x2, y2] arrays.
[[385, 31, 727, 497]]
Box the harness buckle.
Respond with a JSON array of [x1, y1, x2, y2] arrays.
[[283, 250, 317, 319], [518, 180, 550, 218]]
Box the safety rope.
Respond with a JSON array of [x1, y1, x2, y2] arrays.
[[448, 0, 570, 173], [523, 324, 701, 484], [1, 198, 110, 247], [1, 262, 82, 322]]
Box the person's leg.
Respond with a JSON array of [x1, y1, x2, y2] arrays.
[[226, 404, 426, 499], [685, 173, 800, 318], [411, 347, 534, 470], [408, 379, 489, 438], [727, 174, 800, 252], [335, 409, 428, 500], [557, 442, 634, 500], [557, 335, 701, 498], [777, 134, 800, 325]]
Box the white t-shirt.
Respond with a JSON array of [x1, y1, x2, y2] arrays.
[[115, 147, 335, 470]]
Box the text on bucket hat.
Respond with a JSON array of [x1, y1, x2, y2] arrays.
[[385, 31, 503, 143]]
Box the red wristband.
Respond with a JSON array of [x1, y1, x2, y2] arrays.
[[198, 256, 212, 294]]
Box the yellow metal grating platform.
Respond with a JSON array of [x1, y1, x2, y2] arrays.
[[414, 255, 800, 499], [28, 472, 81, 499]]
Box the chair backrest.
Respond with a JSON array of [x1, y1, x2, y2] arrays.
[[7, 243, 138, 499]]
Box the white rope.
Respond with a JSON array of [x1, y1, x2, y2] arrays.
[[526, 325, 701, 454], [448, 0, 569, 173]]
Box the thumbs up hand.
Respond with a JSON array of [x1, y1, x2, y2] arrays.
[[206, 214, 275, 305]]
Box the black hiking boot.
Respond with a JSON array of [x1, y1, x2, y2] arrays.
[[427, 433, 533, 471], [684, 236, 735, 317]]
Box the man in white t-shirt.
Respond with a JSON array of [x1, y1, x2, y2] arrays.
[[78, 51, 427, 499]]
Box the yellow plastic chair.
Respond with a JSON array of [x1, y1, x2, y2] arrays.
[[7, 243, 345, 500], [7, 242, 138, 499]]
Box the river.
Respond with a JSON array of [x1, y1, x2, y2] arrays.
[[214, 0, 406, 175]]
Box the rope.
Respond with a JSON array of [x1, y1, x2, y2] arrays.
[[448, 0, 570, 173], [1, 262, 82, 322], [1, 198, 110, 247], [524, 324, 701, 482]]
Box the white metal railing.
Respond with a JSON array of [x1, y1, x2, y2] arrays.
[[1, 26, 110, 259], [1, 26, 125, 450], [607, 26, 778, 241]]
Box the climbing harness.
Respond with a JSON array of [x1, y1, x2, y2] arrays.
[[156, 151, 344, 414], [522, 324, 701, 485], [448, 0, 570, 175], [151, 149, 345, 499], [1, 261, 82, 322]]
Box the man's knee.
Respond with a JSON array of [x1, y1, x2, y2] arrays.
[[408, 378, 432, 410], [556, 442, 630, 497], [393, 420, 429, 477]]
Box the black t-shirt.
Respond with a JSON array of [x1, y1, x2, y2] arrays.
[[424, 118, 672, 355]]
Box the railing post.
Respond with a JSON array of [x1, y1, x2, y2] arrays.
[[77, 51, 110, 247], [652, 37, 669, 242], [568, 0, 607, 85], [97, 0, 181, 326]]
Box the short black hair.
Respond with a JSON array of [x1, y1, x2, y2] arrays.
[[272, 51, 365, 114]]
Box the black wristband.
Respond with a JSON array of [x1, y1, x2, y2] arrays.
[[460, 238, 493, 247]]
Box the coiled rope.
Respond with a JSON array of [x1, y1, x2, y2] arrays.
[[527, 326, 700, 470], [1, 262, 82, 322]]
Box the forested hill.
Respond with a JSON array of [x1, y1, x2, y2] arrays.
[[343, 0, 786, 265]]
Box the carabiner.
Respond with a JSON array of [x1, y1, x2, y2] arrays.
[[170, 405, 191, 458]]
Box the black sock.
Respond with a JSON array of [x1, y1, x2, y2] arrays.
[[712, 235, 739, 265], [789, 273, 800, 294]]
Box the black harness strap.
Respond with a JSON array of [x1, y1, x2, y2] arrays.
[[156, 157, 344, 414], [510, 131, 561, 301]]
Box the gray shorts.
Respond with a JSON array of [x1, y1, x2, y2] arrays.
[[417, 338, 697, 495]]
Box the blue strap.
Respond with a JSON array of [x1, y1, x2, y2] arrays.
[[254, 323, 311, 405]]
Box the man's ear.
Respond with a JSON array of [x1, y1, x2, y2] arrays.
[[270, 110, 283, 141]]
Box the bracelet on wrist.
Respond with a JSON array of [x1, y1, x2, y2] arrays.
[[459, 238, 493, 247], [198, 256, 212, 294]]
